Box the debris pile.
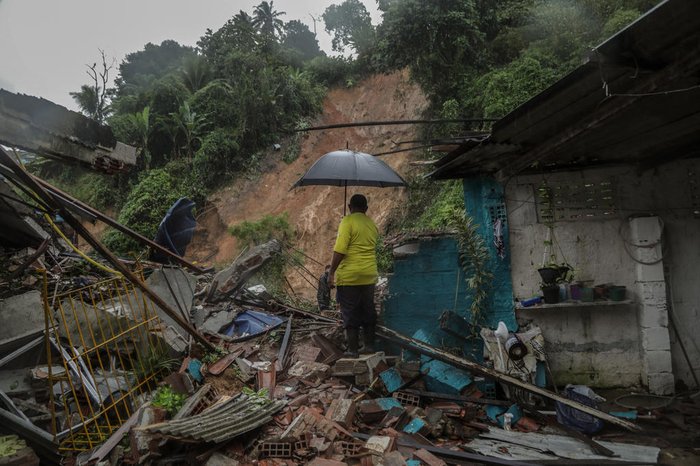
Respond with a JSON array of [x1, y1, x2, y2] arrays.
[[0, 147, 698, 465]]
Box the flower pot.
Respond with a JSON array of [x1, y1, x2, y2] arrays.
[[570, 283, 582, 300], [538, 267, 560, 285], [580, 287, 594, 302], [594, 284, 609, 300], [609, 285, 627, 301], [542, 285, 560, 304]]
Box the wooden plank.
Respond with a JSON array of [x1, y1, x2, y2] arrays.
[[376, 326, 640, 432]]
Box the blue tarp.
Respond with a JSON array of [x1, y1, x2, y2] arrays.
[[151, 198, 196, 263], [221, 310, 286, 339]]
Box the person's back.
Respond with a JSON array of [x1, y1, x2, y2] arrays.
[[334, 212, 378, 286], [329, 194, 379, 357]]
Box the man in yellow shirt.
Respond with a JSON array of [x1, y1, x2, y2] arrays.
[[328, 194, 378, 357]]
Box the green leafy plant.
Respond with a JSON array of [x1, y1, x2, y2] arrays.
[[202, 347, 227, 365], [228, 212, 293, 247], [448, 208, 493, 328], [151, 385, 186, 416], [241, 387, 271, 405]]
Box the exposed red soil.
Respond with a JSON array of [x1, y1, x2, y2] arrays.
[[186, 70, 428, 299]]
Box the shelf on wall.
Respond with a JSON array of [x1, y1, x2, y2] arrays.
[[516, 299, 635, 310]]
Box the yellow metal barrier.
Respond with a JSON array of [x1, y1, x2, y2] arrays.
[[42, 272, 173, 452]]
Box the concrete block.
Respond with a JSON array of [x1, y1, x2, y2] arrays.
[[636, 282, 666, 305], [643, 350, 673, 375], [642, 327, 672, 352], [0, 291, 44, 345], [364, 436, 394, 455], [638, 303, 669, 328], [326, 398, 356, 428], [647, 372, 675, 395], [635, 259, 664, 281]]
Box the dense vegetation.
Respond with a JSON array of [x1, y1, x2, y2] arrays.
[[45, 0, 659, 257]]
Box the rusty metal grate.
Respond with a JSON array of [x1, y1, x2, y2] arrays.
[[43, 271, 171, 452]]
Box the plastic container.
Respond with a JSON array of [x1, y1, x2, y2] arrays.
[[520, 296, 543, 307], [569, 283, 582, 300], [542, 285, 560, 304], [580, 287, 594, 302], [609, 285, 627, 301], [594, 284, 609, 299], [559, 284, 568, 301]]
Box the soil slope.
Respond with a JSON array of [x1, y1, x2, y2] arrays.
[[186, 70, 428, 299]]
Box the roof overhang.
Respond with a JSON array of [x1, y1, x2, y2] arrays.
[[431, 0, 700, 181]]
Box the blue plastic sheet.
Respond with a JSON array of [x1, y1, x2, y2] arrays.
[[151, 198, 196, 263], [221, 310, 285, 339]]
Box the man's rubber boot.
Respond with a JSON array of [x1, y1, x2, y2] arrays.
[[344, 328, 359, 358], [360, 324, 376, 354]]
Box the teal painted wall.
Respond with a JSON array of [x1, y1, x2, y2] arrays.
[[462, 176, 517, 331], [383, 176, 517, 351], [383, 237, 469, 343]]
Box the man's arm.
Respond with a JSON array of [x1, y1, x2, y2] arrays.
[[328, 251, 345, 288]]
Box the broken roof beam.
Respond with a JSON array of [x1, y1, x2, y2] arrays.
[[0, 89, 136, 173]]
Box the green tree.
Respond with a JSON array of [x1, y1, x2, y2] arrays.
[[180, 55, 212, 94], [282, 20, 323, 61], [323, 0, 375, 56], [198, 12, 260, 71], [376, 0, 488, 101], [252, 1, 286, 39], [125, 107, 151, 169], [70, 50, 115, 123], [115, 40, 195, 94], [169, 102, 207, 161], [102, 168, 189, 254]]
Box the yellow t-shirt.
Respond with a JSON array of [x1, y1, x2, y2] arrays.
[[333, 212, 379, 286]]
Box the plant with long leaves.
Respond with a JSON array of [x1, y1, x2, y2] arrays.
[[448, 208, 493, 328]]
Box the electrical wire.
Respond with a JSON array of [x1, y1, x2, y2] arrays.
[[43, 213, 120, 276]]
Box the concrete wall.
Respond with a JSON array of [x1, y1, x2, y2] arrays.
[[506, 160, 700, 391]]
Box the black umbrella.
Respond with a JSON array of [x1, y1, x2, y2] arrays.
[[292, 149, 407, 214]]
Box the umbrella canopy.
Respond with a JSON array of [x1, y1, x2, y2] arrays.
[[292, 150, 407, 188]]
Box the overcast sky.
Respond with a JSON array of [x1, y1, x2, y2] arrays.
[[0, 0, 380, 110]]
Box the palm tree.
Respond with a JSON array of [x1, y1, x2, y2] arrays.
[[252, 1, 286, 39], [170, 102, 207, 162], [233, 10, 254, 28], [70, 84, 110, 123], [127, 107, 151, 169], [180, 56, 212, 94]]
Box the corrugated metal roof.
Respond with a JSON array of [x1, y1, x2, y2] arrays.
[[431, 0, 700, 180], [146, 394, 286, 443]]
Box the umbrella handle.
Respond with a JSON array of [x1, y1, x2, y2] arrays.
[[344, 182, 347, 216]]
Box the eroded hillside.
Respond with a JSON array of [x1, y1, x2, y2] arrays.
[[186, 70, 428, 298]]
